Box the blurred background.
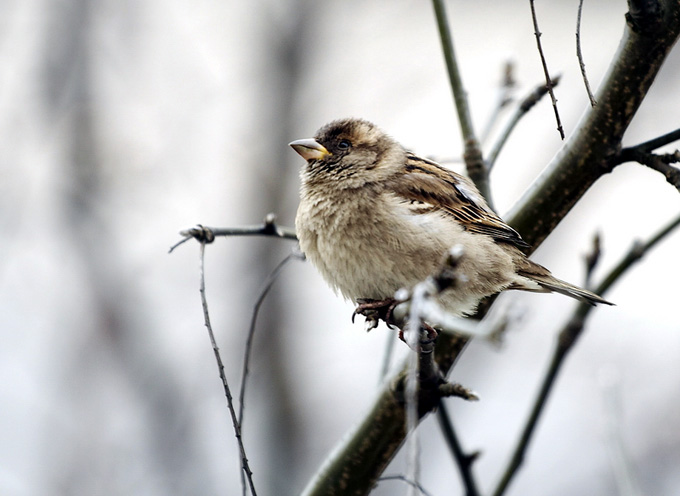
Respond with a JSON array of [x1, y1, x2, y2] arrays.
[[1, 0, 679, 495]]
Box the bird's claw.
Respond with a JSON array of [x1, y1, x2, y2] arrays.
[[352, 297, 398, 330]]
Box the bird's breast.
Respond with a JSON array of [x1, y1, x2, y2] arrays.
[[295, 190, 458, 301]]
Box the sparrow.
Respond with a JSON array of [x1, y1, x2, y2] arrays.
[[289, 118, 611, 320]]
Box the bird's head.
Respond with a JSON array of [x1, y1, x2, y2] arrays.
[[289, 118, 405, 189]]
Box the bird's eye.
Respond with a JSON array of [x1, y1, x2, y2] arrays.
[[337, 139, 351, 150]]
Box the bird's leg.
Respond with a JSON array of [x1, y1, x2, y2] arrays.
[[352, 297, 398, 330]]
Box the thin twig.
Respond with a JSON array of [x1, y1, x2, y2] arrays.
[[431, 0, 492, 209], [238, 250, 305, 426], [643, 150, 680, 189], [379, 475, 434, 496], [491, 214, 680, 496], [610, 128, 680, 190], [237, 250, 303, 494], [169, 213, 297, 253], [529, 0, 565, 139], [576, 0, 598, 107], [198, 242, 257, 496], [431, 0, 477, 146], [487, 75, 562, 170], [437, 402, 480, 496], [628, 127, 680, 153], [611, 128, 680, 185]]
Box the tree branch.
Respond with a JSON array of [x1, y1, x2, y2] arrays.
[[197, 242, 257, 496], [437, 402, 480, 496], [431, 0, 491, 209], [169, 213, 297, 253], [576, 0, 598, 107], [612, 128, 680, 191], [623, 127, 680, 153], [238, 250, 305, 426], [529, 0, 565, 139], [300, 335, 469, 496], [629, 149, 680, 190], [507, 3, 680, 248]]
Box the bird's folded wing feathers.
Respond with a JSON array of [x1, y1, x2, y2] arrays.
[[386, 153, 530, 249]]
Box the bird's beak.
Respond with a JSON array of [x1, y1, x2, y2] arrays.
[[289, 138, 331, 161]]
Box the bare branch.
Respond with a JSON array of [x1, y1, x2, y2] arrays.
[[613, 133, 680, 191], [491, 213, 680, 496], [529, 0, 565, 139], [301, 333, 469, 496], [169, 213, 297, 253], [577, 0, 598, 107], [238, 249, 305, 426], [431, 0, 492, 209], [431, 0, 477, 148], [627, 127, 680, 153], [632, 150, 680, 191], [508, 11, 680, 248], [197, 242, 257, 496], [437, 402, 481, 496]]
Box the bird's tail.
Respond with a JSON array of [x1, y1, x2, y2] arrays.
[[515, 259, 613, 306]]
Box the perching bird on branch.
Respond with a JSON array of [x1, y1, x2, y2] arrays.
[[290, 118, 611, 321]]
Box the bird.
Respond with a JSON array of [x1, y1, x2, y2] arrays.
[[289, 118, 612, 323]]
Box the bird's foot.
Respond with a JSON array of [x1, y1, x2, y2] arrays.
[[352, 297, 398, 331]]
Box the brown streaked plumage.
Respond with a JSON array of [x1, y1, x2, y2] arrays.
[[290, 118, 612, 317]]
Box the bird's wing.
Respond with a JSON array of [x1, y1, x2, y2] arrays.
[[386, 153, 530, 249]]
